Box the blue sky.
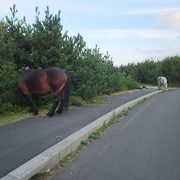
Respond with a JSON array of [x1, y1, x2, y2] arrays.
[[0, 0, 180, 66]]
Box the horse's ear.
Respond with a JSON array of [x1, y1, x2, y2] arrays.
[[20, 66, 33, 74], [20, 66, 28, 71], [25, 66, 30, 70]]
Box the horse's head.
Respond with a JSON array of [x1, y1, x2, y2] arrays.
[[20, 66, 35, 74]]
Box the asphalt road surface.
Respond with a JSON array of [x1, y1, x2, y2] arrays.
[[0, 89, 156, 178], [53, 89, 180, 180]]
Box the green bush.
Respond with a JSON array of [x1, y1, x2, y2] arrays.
[[70, 96, 87, 106], [0, 5, 142, 114], [0, 61, 20, 114]]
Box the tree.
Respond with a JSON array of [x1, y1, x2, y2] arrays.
[[30, 6, 65, 68]]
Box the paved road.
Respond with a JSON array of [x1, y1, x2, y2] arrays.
[[53, 89, 180, 180], [0, 89, 156, 178]]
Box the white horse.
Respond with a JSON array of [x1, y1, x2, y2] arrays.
[[157, 76, 168, 90]]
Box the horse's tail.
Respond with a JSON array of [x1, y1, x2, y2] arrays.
[[63, 72, 72, 110]]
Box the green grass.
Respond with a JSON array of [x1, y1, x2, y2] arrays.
[[0, 110, 30, 126], [0, 107, 49, 126], [0, 95, 108, 126], [0, 89, 141, 126]]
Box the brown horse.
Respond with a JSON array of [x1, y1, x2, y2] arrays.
[[18, 67, 71, 117]]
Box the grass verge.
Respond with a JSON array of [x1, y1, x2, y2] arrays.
[[0, 107, 48, 127], [0, 89, 143, 126]]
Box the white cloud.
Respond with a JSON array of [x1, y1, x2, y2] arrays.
[[168, 45, 180, 51], [137, 48, 165, 55], [80, 28, 179, 40], [158, 11, 180, 29], [121, 7, 180, 16], [68, 28, 180, 65], [63, 6, 180, 17]]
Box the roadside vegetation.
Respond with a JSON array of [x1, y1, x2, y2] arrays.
[[0, 5, 179, 123], [120, 57, 180, 86], [0, 5, 140, 118]]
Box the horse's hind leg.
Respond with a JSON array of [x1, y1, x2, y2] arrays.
[[47, 93, 60, 117], [56, 90, 65, 114], [27, 96, 38, 115], [56, 100, 64, 114]]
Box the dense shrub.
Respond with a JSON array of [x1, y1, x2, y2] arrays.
[[0, 5, 140, 114], [121, 58, 180, 86], [0, 61, 20, 114]]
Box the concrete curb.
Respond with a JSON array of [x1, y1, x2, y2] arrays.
[[2, 90, 166, 180]]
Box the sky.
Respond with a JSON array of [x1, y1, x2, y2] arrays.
[[0, 0, 180, 66]]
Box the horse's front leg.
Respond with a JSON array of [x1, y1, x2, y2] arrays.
[[47, 95, 60, 117]]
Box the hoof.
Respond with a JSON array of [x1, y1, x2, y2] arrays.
[[32, 111, 38, 116], [47, 112, 54, 117], [56, 109, 63, 114], [29, 108, 33, 113]]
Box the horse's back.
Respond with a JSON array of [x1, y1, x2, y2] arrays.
[[158, 76, 167, 84], [46, 68, 67, 80], [46, 68, 68, 86], [19, 68, 68, 96]]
